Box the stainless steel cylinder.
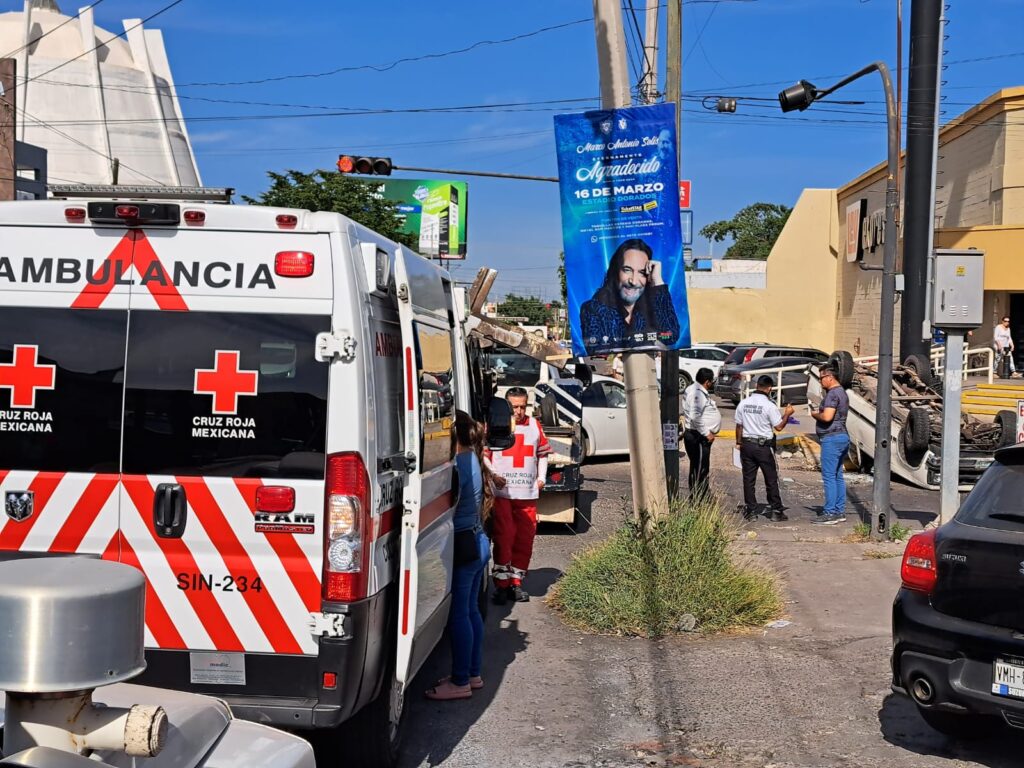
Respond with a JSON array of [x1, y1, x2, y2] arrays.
[[0, 558, 146, 692]]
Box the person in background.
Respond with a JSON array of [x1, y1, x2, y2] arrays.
[[681, 367, 721, 501], [425, 411, 490, 701], [734, 376, 794, 522], [994, 315, 1017, 378], [612, 354, 624, 381], [809, 365, 850, 525], [486, 387, 551, 604]]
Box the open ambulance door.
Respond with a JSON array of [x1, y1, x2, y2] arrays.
[[393, 246, 457, 690]]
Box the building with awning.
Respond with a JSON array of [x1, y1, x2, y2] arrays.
[[688, 86, 1024, 364]]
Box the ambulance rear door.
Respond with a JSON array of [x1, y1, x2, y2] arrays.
[[393, 245, 457, 690], [117, 223, 333, 671], [0, 215, 131, 562]]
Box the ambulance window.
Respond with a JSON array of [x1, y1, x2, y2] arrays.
[[415, 322, 455, 472], [123, 312, 330, 479], [0, 308, 125, 473]]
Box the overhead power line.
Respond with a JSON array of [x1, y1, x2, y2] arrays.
[[171, 17, 592, 88], [26, 0, 186, 85], [0, 0, 106, 60]]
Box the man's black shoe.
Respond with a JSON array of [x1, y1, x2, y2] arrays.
[[768, 509, 789, 522], [742, 508, 758, 522], [511, 586, 530, 602], [493, 588, 508, 606]]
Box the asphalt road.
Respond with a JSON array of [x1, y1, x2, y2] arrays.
[[400, 444, 1024, 767]]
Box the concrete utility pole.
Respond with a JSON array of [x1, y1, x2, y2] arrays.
[[0, 59, 17, 201], [593, 0, 669, 523], [661, 0, 682, 500]]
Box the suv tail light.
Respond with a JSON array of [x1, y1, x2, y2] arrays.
[[322, 453, 371, 603], [743, 348, 757, 363], [901, 529, 938, 594]]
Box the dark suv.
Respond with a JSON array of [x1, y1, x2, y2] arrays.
[[892, 444, 1024, 736]]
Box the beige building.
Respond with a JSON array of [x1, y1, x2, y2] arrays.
[[690, 87, 1024, 359]]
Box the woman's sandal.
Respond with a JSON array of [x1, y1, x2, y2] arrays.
[[435, 674, 483, 690], [424, 680, 472, 700]]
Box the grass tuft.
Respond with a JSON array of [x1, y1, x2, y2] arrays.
[[888, 521, 912, 542], [548, 497, 784, 637]]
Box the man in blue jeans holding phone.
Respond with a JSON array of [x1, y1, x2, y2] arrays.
[[810, 364, 850, 525]]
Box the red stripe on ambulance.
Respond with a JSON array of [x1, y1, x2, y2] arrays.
[[48, 474, 118, 553], [233, 478, 321, 613], [122, 475, 243, 651], [178, 476, 303, 655], [0, 472, 62, 550], [116, 531, 186, 648], [71, 231, 188, 311]]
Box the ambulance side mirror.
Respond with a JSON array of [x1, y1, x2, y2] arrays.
[[486, 399, 515, 451]]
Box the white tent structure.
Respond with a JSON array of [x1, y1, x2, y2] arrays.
[[0, 0, 200, 186]]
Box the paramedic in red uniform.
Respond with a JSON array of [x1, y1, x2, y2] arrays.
[[486, 386, 551, 604]]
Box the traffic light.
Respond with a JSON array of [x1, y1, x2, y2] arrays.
[[336, 155, 393, 176]]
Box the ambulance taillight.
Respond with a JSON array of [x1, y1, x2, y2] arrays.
[[64, 207, 86, 223], [323, 453, 371, 602]]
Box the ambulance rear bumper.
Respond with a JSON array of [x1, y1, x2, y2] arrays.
[[136, 587, 393, 730]]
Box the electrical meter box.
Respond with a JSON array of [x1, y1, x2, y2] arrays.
[[931, 248, 984, 329]]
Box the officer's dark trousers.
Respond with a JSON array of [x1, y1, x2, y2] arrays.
[[683, 429, 711, 501], [740, 440, 782, 511]]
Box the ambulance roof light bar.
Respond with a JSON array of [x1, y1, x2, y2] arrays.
[[47, 185, 235, 204]]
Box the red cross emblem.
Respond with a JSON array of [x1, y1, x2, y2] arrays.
[[193, 350, 258, 415], [504, 432, 536, 468], [0, 345, 56, 409]]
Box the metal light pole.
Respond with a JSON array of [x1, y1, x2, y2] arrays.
[[779, 62, 899, 539]]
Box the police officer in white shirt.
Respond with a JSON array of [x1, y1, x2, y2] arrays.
[[735, 375, 795, 522], [682, 367, 721, 500]]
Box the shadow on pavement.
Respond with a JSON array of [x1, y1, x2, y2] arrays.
[[891, 506, 939, 527], [400, 597, 530, 767], [878, 693, 1024, 767]]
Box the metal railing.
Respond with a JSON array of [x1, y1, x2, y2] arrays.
[[738, 362, 812, 406], [855, 347, 993, 384], [930, 345, 994, 384]]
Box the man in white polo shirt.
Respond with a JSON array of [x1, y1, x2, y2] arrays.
[[735, 375, 795, 522]]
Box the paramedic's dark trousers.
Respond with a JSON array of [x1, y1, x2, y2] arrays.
[[683, 429, 711, 501], [740, 439, 782, 511]]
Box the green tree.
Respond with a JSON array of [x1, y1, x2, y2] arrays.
[[698, 202, 793, 260], [242, 169, 416, 248], [496, 294, 554, 326]]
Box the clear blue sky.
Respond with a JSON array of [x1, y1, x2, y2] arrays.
[[17, 0, 1024, 300]]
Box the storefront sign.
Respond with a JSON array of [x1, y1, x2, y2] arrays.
[[845, 199, 866, 262], [553, 103, 691, 357]]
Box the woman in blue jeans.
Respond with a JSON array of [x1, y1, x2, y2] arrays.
[[810, 365, 851, 525], [425, 410, 491, 700]]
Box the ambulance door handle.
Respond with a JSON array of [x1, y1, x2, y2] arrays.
[[153, 483, 187, 539]]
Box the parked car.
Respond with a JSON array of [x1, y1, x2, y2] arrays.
[[892, 444, 1024, 737], [714, 355, 821, 405], [678, 345, 730, 387], [722, 344, 829, 367]]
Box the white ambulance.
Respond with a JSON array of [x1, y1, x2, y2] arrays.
[[0, 185, 467, 766]]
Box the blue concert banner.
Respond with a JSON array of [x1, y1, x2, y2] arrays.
[[553, 103, 691, 357]]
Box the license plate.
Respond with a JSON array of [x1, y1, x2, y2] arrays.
[[992, 658, 1024, 699]]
